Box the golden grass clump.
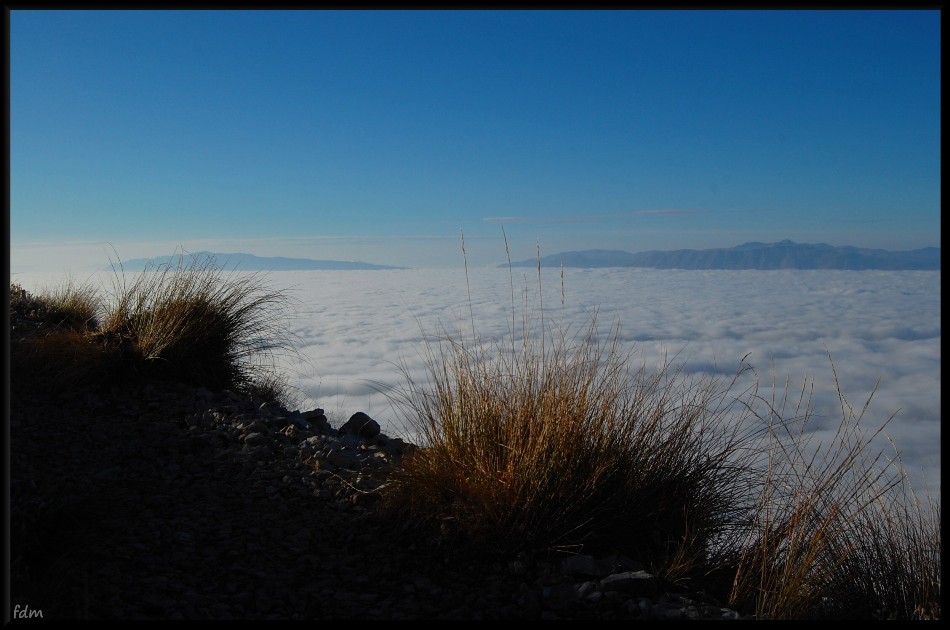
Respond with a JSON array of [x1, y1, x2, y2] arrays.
[[12, 278, 111, 391], [384, 318, 765, 572], [379, 230, 940, 620], [11, 276, 101, 332], [10, 253, 300, 404], [382, 233, 763, 573], [95, 254, 295, 392]]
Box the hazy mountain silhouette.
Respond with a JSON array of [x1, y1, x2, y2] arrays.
[[505, 240, 940, 270], [112, 251, 408, 271]]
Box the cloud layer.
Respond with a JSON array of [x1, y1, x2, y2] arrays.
[[13, 267, 940, 497]]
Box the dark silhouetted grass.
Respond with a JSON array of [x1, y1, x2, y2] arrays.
[[726, 361, 941, 619]]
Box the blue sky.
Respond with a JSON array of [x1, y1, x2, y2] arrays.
[[10, 9, 941, 271]]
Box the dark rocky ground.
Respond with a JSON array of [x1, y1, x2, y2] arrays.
[[8, 292, 746, 620]]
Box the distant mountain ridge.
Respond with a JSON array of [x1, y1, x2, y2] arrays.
[[505, 240, 940, 270], [113, 251, 408, 271]]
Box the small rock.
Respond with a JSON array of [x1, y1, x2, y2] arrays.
[[596, 553, 643, 574], [600, 570, 658, 596], [339, 412, 380, 439], [577, 581, 598, 598]]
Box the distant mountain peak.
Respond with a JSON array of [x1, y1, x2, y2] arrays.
[[504, 241, 939, 270], [110, 252, 408, 271]]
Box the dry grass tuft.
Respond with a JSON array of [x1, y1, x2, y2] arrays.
[[382, 232, 764, 572], [385, 317, 767, 571], [722, 359, 941, 619], [378, 231, 940, 620], [10, 252, 301, 404]]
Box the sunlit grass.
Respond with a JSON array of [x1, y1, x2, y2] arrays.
[[378, 231, 941, 620], [10, 252, 301, 404], [10, 275, 101, 332]]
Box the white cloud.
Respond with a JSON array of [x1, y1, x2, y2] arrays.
[[12, 267, 940, 498]]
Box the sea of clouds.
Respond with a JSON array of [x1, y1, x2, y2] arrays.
[[12, 267, 940, 498]]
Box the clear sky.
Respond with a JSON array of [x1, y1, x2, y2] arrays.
[[9, 9, 942, 272]]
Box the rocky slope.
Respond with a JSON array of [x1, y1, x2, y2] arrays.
[[9, 296, 746, 620]]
